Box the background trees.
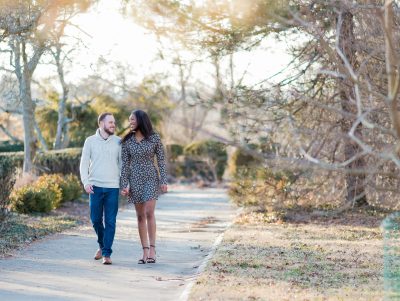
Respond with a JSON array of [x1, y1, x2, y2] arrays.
[[1, 0, 400, 209], [122, 0, 400, 209], [0, 0, 92, 172]]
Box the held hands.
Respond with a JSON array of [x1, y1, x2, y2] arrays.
[[84, 184, 94, 194], [160, 184, 168, 193], [121, 187, 129, 196]]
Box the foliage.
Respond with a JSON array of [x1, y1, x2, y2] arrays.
[[128, 0, 291, 53], [166, 144, 184, 162], [228, 166, 298, 211], [36, 98, 98, 148], [34, 148, 82, 177], [0, 149, 81, 214], [182, 157, 215, 182], [184, 140, 227, 181], [59, 174, 82, 202], [0, 141, 24, 153], [10, 172, 81, 214], [228, 144, 263, 176], [0, 155, 21, 219], [36, 173, 82, 204], [36, 86, 172, 148], [10, 177, 62, 214], [67, 105, 99, 147], [117, 75, 175, 137]]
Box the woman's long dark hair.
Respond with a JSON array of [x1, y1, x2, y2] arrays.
[[121, 109, 154, 143]]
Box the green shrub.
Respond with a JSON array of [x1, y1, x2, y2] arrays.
[[2, 148, 82, 177], [36, 173, 82, 204], [228, 166, 298, 212], [182, 157, 214, 181], [228, 145, 263, 177], [0, 151, 24, 166], [0, 155, 22, 218], [58, 174, 82, 202], [167, 161, 185, 179], [184, 140, 227, 181], [10, 179, 62, 214], [166, 144, 184, 162], [34, 148, 82, 177]]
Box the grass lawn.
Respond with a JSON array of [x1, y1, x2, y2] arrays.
[[0, 198, 90, 258], [0, 194, 129, 258], [190, 208, 386, 301]]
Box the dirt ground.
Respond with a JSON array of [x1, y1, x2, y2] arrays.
[[189, 208, 386, 301]]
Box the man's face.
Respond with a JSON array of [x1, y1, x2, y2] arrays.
[[101, 115, 116, 135]]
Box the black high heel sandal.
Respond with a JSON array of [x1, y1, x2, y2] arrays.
[[146, 245, 156, 263], [138, 246, 149, 264]]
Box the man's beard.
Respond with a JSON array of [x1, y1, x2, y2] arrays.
[[104, 127, 114, 135]]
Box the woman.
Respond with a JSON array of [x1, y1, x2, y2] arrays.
[[120, 109, 168, 264]]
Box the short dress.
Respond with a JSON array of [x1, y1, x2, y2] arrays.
[[120, 132, 167, 204]]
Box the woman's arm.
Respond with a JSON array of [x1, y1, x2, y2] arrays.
[[120, 142, 131, 189], [155, 134, 168, 186]]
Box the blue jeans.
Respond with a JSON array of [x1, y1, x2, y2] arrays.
[[89, 186, 119, 257]]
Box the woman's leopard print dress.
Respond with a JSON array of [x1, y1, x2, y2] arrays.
[[120, 132, 167, 204]]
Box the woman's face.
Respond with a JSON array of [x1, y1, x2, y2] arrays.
[[129, 114, 138, 131]]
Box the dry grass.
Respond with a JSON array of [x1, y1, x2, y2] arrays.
[[189, 208, 386, 301], [0, 198, 89, 258]]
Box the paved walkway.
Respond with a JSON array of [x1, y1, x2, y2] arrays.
[[0, 187, 236, 301]]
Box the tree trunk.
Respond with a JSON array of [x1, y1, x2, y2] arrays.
[[34, 119, 48, 151], [338, 10, 368, 207], [0, 125, 22, 143], [212, 53, 224, 102], [54, 45, 69, 149], [20, 71, 37, 173], [61, 122, 70, 148], [12, 37, 45, 173]]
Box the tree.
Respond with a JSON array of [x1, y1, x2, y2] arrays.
[[126, 0, 400, 208], [184, 140, 227, 182], [0, 0, 92, 172], [337, 8, 367, 206]]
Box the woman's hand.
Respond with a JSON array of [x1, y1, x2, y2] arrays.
[[160, 184, 168, 193], [121, 187, 129, 196]]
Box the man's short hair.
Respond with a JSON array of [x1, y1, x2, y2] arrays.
[[98, 112, 113, 125]]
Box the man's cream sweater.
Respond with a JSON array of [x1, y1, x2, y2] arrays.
[[79, 129, 122, 188]]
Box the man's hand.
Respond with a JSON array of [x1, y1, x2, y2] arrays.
[[160, 184, 168, 193], [84, 184, 94, 194], [121, 187, 129, 196]]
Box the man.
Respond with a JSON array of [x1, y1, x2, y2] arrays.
[[79, 112, 121, 265]]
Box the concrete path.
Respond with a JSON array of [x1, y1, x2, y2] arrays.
[[0, 187, 236, 301]]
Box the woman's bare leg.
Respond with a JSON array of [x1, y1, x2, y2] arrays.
[[135, 203, 149, 261], [145, 199, 157, 258]]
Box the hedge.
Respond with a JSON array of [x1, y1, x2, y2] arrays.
[[0, 155, 22, 218], [0, 148, 82, 214], [34, 148, 82, 177]]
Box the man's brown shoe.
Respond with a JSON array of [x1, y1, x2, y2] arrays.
[[102, 257, 112, 265], [94, 249, 102, 260]]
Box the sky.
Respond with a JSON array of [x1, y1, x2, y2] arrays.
[[35, 0, 293, 89]]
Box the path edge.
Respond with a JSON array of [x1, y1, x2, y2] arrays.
[[178, 207, 243, 301]]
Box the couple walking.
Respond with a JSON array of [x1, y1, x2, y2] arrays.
[[79, 109, 168, 265]]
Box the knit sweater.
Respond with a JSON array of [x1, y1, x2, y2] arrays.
[[79, 129, 122, 188]]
